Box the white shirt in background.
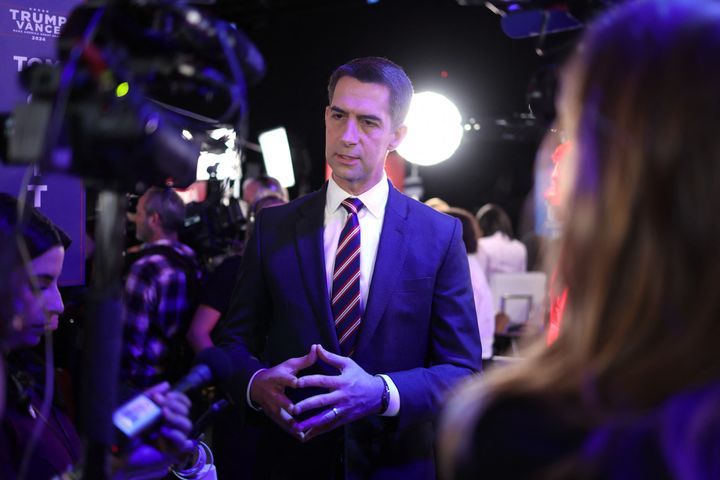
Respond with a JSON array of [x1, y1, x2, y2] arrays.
[[468, 253, 495, 359], [478, 231, 527, 280]]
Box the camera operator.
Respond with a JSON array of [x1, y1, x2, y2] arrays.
[[121, 187, 203, 391], [187, 188, 286, 354], [241, 175, 289, 222]]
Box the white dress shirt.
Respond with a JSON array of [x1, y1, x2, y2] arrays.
[[323, 174, 399, 416], [323, 175, 388, 312], [477, 232, 528, 280], [467, 253, 495, 359]]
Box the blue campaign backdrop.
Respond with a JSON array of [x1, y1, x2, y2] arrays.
[[1, 0, 85, 285]]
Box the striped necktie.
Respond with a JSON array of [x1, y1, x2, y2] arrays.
[[332, 197, 364, 356]]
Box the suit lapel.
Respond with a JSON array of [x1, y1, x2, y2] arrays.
[[294, 183, 341, 352], [355, 183, 409, 354]]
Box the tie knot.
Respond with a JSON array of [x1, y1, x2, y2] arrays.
[[341, 197, 364, 215]]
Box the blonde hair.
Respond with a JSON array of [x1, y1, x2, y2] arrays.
[[442, 0, 720, 476]]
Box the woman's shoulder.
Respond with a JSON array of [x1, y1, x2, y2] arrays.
[[450, 392, 589, 479]]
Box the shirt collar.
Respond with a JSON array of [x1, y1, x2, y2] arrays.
[[141, 238, 194, 257], [326, 173, 389, 218], [142, 238, 174, 248]]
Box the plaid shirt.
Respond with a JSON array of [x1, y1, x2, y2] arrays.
[[121, 239, 201, 389]]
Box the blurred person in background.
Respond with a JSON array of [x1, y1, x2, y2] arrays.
[[186, 191, 288, 479], [440, 1, 720, 478], [445, 208, 495, 366], [545, 140, 572, 345], [241, 175, 289, 221], [121, 187, 203, 389], [187, 192, 287, 353], [476, 203, 527, 280], [423, 197, 450, 212]]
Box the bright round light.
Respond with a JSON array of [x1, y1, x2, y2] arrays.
[[396, 91, 463, 166]]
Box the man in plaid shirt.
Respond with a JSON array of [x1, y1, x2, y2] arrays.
[[121, 187, 202, 389]]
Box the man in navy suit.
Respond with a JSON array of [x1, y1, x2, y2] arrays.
[[216, 57, 482, 479]]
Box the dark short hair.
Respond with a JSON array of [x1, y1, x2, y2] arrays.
[[242, 175, 287, 203], [243, 175, 282, 192], [328, 57, 414, 128], [476, 204, 514, 238], [0, 193, 71, 260], [251, 192, 286, 218], [445, 207, 480, 254], [141, 187, 186, 234]]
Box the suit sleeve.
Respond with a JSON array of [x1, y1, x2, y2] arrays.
[[214, 210, 271, 403], [387, 217, 483, 432]]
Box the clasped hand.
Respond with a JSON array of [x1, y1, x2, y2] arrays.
[[249, 344, 385, 442]]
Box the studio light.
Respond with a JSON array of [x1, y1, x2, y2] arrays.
[[196, 127, 239, 180], [396, 91, 463, 166], [259, 127, 295, 188]]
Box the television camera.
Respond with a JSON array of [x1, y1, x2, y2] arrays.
[[2, 0, 265, 191], [0, 2, 265, 476]]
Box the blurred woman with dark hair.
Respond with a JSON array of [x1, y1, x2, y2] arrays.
[[476, 203, 527, 279], [441, 1, 720, 478], [0, 193, 193, 478], [0, 193, 81, 477]]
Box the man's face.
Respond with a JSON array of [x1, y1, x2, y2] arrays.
[[134, 192, 152, 242], [5, 246, 65, 350], [325, 76, 407, 195]]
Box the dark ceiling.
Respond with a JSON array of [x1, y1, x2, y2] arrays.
[[207, 0, 579, 229]]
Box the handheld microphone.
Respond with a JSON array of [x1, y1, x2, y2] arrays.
[[172, 347, 233, 394], [113, 347, 233, 440]]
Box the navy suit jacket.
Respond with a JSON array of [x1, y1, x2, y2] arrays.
[[217, 181, 482, 479]]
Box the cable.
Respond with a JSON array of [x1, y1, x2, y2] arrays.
[[15, 316, 55, 480], [12, 164, 56, 480], [14, 10, 105, 478], [41, 7, 106, 165]]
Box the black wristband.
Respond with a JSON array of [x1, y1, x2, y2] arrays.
[[376, 375, 390, 414]]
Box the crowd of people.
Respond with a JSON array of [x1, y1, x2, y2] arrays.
[[2, 0, 719, 477]]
